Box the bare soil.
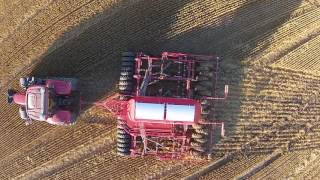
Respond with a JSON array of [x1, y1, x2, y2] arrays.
[[0, 0, 320, 179]]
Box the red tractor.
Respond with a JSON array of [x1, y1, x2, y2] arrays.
[[96, 52, 228, 159], [8, 77, 80, 125]]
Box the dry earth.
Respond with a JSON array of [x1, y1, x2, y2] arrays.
[[0, 0, 320, 179]]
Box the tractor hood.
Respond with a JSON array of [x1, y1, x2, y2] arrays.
[[26, 86, 49, 121], [13, 93, 26, 106]]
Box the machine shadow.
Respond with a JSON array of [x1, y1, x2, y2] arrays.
[[160, 0, 303, 147], [29, 0, 302, 150]]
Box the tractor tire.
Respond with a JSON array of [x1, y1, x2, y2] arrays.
[[7, 89, 16, 104], [117, 126, 127, 133], [119, 75, 130, 81], [193, 62, 213, 150], [191, 123, 208, 155], [119, 81, 133, 86], [190, 142, 206, 152], [118, 53, 135, 98], [117, 133, 130, 139], [117, 119, 131, 156], [193, 137, 207, 144], [120, 67, 134, 73], [120, 70, 133, 76], [190, 149, 204, 158], [117, 138, 130, 144], [19, 77, 28, 89], [192, 132, 205, 139], [122, 61, 134, 67], [195, 128, 209, 135], [19, 107, 28, 120], [117, 147, 131, 156], [122, 52, 135, 58], [201, 100, 210, 105], [119, 95, 130, 101], [119, 84, 133, 93], [201, 108, 210, 116], [117, 142, 131, 148], [122, 56, 135, 62], [192, 123, 205, 130]]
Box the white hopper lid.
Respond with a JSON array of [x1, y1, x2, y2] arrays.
[[134, 102, 195, 122], [135, 102, 165, 120], [166, 104, 195, 122]]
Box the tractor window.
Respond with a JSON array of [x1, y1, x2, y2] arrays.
[[166, 104, 195, 122], [135, 102, 165, 120], [27, 94, 36, 109]]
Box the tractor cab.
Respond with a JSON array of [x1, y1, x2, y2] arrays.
[[25, 86, 49, 121], [8, 77, 80, 126]]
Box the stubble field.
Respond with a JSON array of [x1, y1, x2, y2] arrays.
[[0, 0, 320, 179]]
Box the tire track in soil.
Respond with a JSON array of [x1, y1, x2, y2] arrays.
[[192, 7, 320, 177], [0, 0, 316, 178], [0, 1, 189, 177], [0, 113, 115, 178], [14, 129, 116, 180], [210, 23, 320, 154], [38, 0, 308, 178], [252, 153, 298, 179], [0, 0, 129, 161], [0, 0, 124, 87], [0, 0, 55, 44]]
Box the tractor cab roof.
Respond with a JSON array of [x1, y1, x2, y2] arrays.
[[26, 86, 48, 121]]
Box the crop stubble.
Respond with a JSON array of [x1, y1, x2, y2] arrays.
[[0, 0, 320, 179]]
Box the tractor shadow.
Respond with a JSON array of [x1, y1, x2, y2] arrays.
[[29, 0, 302, 150]]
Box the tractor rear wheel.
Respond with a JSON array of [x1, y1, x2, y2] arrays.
[[117, 119, 131, 156]]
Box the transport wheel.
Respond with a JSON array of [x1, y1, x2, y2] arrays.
[[190, 149, 203, 159], [122, 52, 135, 58], [192, 133, 207, 143], [190, 141, 206, 152], [117, 133, 130, 139], [117, 147, 131, 156], [119, 75, 130, 81], [119, 81, 133, 86], [190, 61, 215, 157], [195, 127, 209, 135], [118, 52, 136, 100], [117, 119, 131, 156], [121, 61, 134, 67]]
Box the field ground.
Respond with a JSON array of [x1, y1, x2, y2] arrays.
[[0, 0, 320, 179]]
